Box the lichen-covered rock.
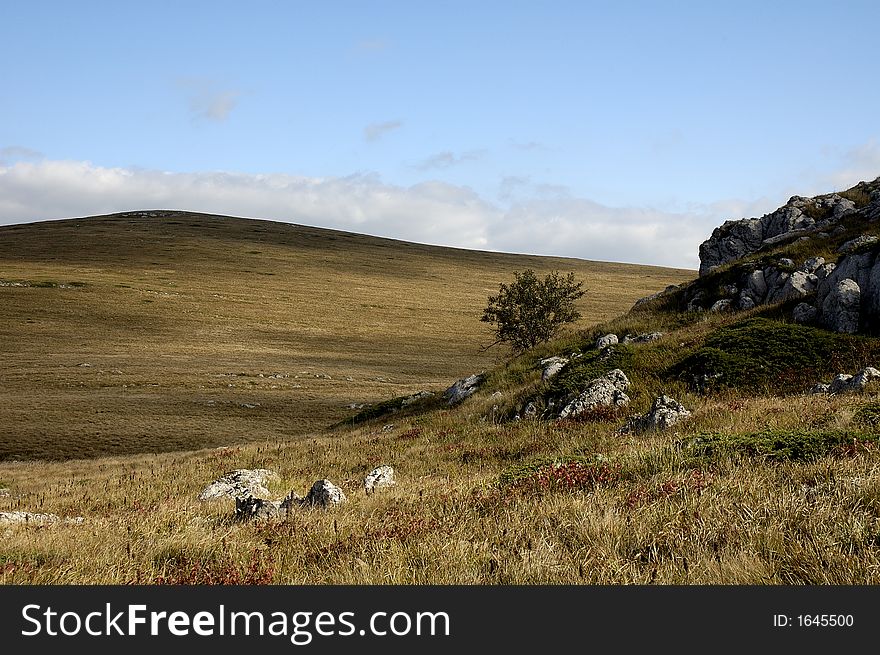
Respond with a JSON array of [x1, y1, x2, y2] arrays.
[[595, 334, 618, 350], [558, 369, 630, 419], [363, 465, 395, 495], [540, 356, 569, 381], [302, 479, 347, 508], [444, 373, 485, 405], [198, 469, 279, 501], [621, 395, 691, 434]]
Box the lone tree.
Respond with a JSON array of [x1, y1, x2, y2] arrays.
[[481, 269, 586, 352]]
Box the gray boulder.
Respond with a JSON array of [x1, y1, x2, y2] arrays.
[[595, 334, 618, 350], [302, 479, 347, 508], [622, 395, 691, 433], [558, 369, 630, 419], [821, 278, 861, 333], [709, 299, 732, 312], [444, 373, 485, 405], [235, 497, 282, 521], [198, 469, 278, 501], [363, 465, 395, 495]]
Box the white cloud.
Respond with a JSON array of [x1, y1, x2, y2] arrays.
[[0, 159, 747, 269], [819, 138, 880, 191], [176, 78, 240, 122], [0, 160, 495, 251], [363, 120, 403, 142], [413, 150, 486, 171]]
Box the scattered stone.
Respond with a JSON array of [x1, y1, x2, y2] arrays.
[[777, 257, 795, 269], [540, 356, 569, 381], [622, 332, 663, 344], [444, 373, 485, 405], [198, 469, 279, 501], [595, 334, 618, 350], [792, 302, 819, 324], [558, 369, 630, 419], [622, 395, 691, 434], [738, 294, 756, 310], [0, 488, 9, 497], [812, 367, 880, 395], [363, 465, 395, 495], [838, 235, 879, 255], [302, 480, 347, 508], [0, 512, 84, 526], [382, 424, 395, 432], [821, 278, 861, 333]]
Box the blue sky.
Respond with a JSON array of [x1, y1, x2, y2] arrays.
[[1, 0, 879, 268]]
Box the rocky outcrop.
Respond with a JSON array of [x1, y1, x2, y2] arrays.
[[621, 395, 691, 434], [363, 465, 395, 495], [198, 469, 279, 501], [444, 373, 485, 405], [558, 369, 630, 419], [812, 367, 880, 395], [699, 193, 858, 276]]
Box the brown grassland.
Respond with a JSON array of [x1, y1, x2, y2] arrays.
[[2, 210, 880, 585]]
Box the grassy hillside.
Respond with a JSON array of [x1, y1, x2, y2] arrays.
[[0, 210, 692, 460], [4, 205, 879, 586]]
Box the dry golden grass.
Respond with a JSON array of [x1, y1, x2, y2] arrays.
[[0, 210, 692, 460], [2, 389, 880, 584], [4, 210, 880, 586]]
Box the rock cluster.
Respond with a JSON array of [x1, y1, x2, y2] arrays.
[[699, 193, 858, 276]]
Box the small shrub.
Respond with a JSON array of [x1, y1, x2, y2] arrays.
[[854, 402, 880, 428], [680, 429, 879, 462]]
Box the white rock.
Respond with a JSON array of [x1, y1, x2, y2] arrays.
[[364, 465, 395, 495]]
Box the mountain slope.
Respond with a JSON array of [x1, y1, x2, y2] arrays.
[[0, 210, 693, 460]]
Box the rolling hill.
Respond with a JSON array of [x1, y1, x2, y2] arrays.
[[0, 210, 693, 460]]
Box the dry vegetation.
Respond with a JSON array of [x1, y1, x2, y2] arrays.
[[2, 211, 880, 585]]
